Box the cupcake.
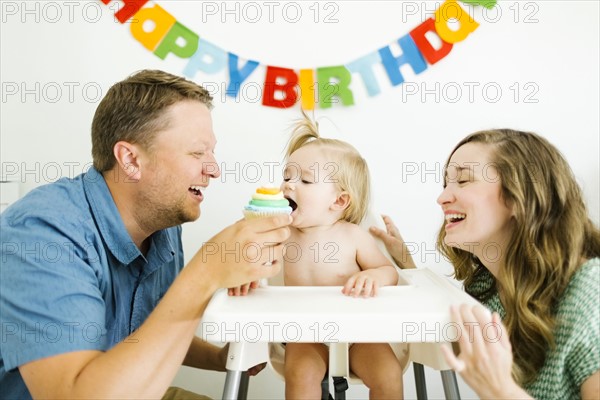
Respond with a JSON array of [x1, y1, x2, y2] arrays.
[[243, 187, 293, 220]]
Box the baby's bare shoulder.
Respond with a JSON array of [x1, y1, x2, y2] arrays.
[[335, 221, 372, 241]]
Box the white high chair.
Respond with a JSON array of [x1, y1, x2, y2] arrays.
[[264, 211, 462, 399]]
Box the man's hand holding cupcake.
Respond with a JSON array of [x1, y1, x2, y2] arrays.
[[227, 187, 293, 296]]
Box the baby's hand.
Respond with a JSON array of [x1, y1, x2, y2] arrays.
[[342, 270, 380, 298], [228, 281, 259, 296]]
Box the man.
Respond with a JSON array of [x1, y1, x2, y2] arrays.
[[0, 70, 291, 399]]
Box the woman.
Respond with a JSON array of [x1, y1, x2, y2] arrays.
[[371, 129, 599, 399]]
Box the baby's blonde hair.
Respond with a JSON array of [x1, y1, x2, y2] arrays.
[[285, 113, 370, 225]]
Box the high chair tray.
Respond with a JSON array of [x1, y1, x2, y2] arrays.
[[200, 268, 479, 343]]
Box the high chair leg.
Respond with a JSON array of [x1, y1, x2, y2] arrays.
[[332, 377, 348, 400], [237, 371, 249, 400], [440, 370, 461, 400], [413, 363, 428, 399], [223, 370, 243, 399], [321, 376, 330, 400]]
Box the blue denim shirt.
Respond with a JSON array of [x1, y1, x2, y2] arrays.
[[0, 167, 184, 399]]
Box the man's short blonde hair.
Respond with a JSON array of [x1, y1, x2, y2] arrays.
[[91, 70, 213, 172]]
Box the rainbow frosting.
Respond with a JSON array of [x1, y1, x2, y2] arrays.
[[243, 187, 292, 219]]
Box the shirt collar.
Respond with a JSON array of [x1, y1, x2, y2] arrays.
[[144, 229, 177, 276], [83, 167, 142, 265]]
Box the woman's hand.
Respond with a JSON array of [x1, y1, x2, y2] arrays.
[[369, 214, 416, 269], [441, 304, 532, 399]]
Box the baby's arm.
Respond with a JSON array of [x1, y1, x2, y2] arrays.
[[342, 228, 399, 297]]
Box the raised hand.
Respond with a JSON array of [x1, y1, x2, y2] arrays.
[[441, 304, 532, 399], [369, 214, 416, 269]]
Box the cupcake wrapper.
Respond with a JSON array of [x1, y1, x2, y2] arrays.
[[243, 207, 292, 220]]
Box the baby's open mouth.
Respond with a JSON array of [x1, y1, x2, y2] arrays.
[[286, 197, 298, 211]]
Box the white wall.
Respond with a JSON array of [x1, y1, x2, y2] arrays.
[[1, 1, 598, 398]]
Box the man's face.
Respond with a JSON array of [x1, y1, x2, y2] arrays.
[[134, 100, 220, 230]]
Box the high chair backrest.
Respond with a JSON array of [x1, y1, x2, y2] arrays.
[[358, 210, 403, 272]]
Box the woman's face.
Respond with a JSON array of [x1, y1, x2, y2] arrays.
[[437, 142, 514, 266]]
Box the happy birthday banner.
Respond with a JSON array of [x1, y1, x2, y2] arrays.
[[100, 0, 496, 109]]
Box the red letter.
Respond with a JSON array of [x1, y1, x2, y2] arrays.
[[262, 66, 298, 108], [101, 0, 149, 24], [410, 18, 453, 65]]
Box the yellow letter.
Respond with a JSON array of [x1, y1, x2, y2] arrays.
[[434, 0, 479, 43], [130, 4, 176, 51]]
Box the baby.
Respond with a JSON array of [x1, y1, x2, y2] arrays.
[[281, 114, 405, 399]]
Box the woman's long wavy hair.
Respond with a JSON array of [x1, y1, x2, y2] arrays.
[[437, 129, 600, 384]]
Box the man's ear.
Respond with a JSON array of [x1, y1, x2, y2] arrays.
[[331, 192, 350, 211], [113, 141, 142, 181]]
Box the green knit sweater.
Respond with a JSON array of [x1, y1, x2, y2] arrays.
[[468, 258, 599, 399]]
